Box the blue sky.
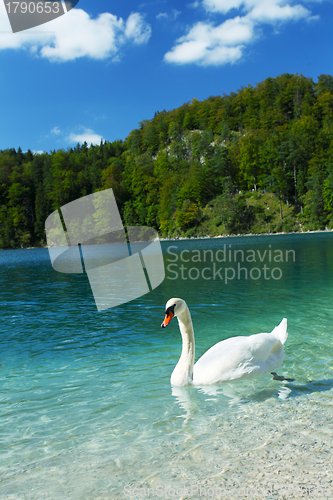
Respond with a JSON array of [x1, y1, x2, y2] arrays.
[[0, 0, 332, 153]]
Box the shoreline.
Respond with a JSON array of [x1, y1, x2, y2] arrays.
[[1, 228, 333, 251], [0, 229, 333, 252], [159, 228, 333, 242]]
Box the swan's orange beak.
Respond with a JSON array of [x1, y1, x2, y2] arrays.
[[161, 311, 174, 328]]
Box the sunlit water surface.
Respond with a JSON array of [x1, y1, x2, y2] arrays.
[[1, 233, 333, 499]]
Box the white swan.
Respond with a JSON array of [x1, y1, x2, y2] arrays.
[[161, 298, 288, 387]]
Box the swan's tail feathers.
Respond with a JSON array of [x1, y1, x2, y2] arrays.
[[271, 318, 288, 345]]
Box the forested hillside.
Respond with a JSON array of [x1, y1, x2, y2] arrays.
[[1, 73, 333, 248]]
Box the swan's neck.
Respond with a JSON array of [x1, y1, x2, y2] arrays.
[[171, 306, 195, 386]]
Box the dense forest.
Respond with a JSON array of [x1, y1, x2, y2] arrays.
[[1, 72, 333, 249]]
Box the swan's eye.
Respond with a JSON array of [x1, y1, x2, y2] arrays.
[[161, 304, 175, 328], [167, 304, 176, 316]]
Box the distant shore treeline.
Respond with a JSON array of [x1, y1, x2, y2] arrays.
[[1, 73, 333, 248]]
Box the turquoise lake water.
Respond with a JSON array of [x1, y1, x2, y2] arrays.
[[1, 233, 333, 499]]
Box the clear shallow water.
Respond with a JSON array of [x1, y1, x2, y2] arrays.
[[0, 233, 333, 499]]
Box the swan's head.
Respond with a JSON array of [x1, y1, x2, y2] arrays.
[[161, 298, 186, 328]]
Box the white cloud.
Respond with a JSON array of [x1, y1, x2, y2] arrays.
[[165, 17, 253, 65], [165, 0, 319, 66], [0, 4, 151, 62], [125, 12, 151, 44], [202, 0, 311, 17], [250, 4, 310, 22], [202, 0, 244, 13], [212, 16, 254, 44], [67, 128, 103, 145], [202, 0, 312, 22], [156, 9, 181, 21], [51, 126, 62, 135]]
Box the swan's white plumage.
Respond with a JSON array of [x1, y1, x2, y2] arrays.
[[163, 298, 288, 387]]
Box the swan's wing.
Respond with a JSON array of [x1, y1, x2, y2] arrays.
[[193, 332, 285, 385]]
